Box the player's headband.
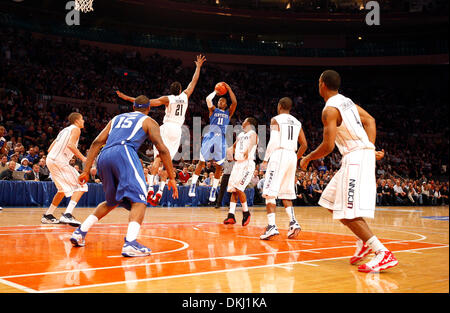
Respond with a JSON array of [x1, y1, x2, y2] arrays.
[[134, 100, 150, 108]]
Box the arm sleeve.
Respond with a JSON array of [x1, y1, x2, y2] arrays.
[[206, 91, 216, 108]]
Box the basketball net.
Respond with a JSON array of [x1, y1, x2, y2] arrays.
[[74, 0, 94, 13]]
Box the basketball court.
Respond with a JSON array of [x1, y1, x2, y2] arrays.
[[0, 205, 447, 293]]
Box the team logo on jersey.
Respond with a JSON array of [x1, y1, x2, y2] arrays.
[[347, 179, 356, 209]]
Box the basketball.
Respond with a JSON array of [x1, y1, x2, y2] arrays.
[[215, 82, 227, 95]]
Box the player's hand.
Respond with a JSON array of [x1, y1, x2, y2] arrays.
[[116, 90, 125, 98], [195, 54, 206, 67], [167, 178, 179, 199], [299, 156, 310, 171], [375, 149, 385, 160], [79, 172, 89, 185], [81, 156, 87, 163]]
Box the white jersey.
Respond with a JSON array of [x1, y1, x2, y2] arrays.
[[234, 130, 258, 161], [273, 113, 302, 152], [47, 124, 78, 164], [163, 92, 189, 125], [325, 94, 375, 156]]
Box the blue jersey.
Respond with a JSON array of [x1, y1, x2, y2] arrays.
[[208, 108, 230, 136], [103, 111, 149, 152], [97, 111, 150, 209]]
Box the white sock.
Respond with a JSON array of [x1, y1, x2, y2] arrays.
[[65, 200, 77, 215], [366, 235, 388, 253], [159, 181, 166, 194], [267, 213, 276, 226], [126, 221, 141, 242], [285, 206, 295, 222], [242, 202, 248, 212], [191, 174, 199, 185], [229, 202, 236, 215], [148, 175, 154, 186], [46, 204, 57, 215], [212, 178, 220, 189], [80, 214, 98, 232]]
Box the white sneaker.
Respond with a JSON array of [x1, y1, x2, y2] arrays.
[[209, 187, 217, 202], [260, 225, 279, 240], [287, 220, 301, 239], [122, 238, 152, 257], [188, 184, 196, 197], [59, 213, 81, 227]]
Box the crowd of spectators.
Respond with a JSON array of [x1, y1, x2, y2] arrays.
[[1, 26, 448, 207]]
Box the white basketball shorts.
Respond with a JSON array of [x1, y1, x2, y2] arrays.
[[227, 159, 255, 193], [318, 148, 376, 220], [47, 158, 88, 197], [262, 149, 297, 200]]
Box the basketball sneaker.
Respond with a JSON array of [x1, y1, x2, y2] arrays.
[[70, 227, 87, 247], [260, 225, 279, 240], [350, 240, 372, 265], [121, 238, 152, 257], [59, 213, 81, 227], [223, 213, 236, 224], [149, 191, 162, 206], [358, 250, 398, 273], [242, 211, 251, 226], [147, 189, 154, 206], [287, 220, 301, 239], [41, 214, 59, 224], [188, 183, 196, 197], [209, 187, 217, 202]]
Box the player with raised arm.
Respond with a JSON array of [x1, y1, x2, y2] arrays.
[[300, 70, 397, 272], [188, 82, 237, 203], [116, 54, 206, 205], [223, 117, 258, 226], [70, 96, 178, 257], [260, 97, 308, 240], [41, 113, 88, 226]]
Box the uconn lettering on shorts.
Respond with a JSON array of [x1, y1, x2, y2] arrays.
[[347, 178, 356, 209]]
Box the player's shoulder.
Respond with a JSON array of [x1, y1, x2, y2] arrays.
[[325, 93, 351, 108]]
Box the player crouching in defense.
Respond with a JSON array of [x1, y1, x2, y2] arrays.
[[260, 97, 308, 240], [223, 117, 258, 226]]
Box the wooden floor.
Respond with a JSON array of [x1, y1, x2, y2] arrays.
[[0, 204, 448, 293]]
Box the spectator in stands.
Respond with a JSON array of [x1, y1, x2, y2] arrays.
[[0, 155, 7, 173], [17, 158, 32, 172], [178, 166, 191, 185], [393, 179, 407, 205], [24, 147, 40, 165], [0, 160, 16, 180], [25, 163, 44, 181], [38, 158, 50, 180], [440, 186, 448, 205], [317, 160, 327, 175], [200, 172, 214, 187], [310, 177, 321, 205]]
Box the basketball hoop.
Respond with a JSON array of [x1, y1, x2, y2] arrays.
[[74, 0, 94, 13]]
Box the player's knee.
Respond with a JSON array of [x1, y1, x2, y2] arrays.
[[265, 198, 276, 205]]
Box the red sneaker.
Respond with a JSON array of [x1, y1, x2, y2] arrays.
[[224, 213, 236, 225], [358, 250, 398, 273], [147, 190, 154, 206], [242, 211, 251, 226], [350, 242, 372, 265], [149, 192, 162, 206]]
